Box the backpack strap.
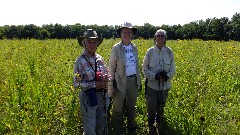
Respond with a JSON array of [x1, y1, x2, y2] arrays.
[[82, 55, 97, 81]]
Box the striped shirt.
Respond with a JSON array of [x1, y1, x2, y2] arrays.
[[73, 50, 109, 90]]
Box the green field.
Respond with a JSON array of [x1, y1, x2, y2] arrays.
[[0, 39, 239, 135]]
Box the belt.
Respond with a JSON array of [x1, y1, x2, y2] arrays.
[[96, 89, 107, 92], [84, 88, 106, 92], [127, 74, 136, 77]]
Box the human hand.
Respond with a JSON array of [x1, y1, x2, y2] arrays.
[[163, 74, 169, 81], [159, 70, 169, 81], [101, 73, 111, 82], [158, 77, 164, 83], [155, 72, 161, 80], [96, 81, 108, 90]]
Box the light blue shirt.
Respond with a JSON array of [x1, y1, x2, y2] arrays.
[[142, 45, 176, 90]]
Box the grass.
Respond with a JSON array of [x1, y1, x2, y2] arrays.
[[0, 39, 239, 134]]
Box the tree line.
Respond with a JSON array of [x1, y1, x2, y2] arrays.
[[0, 12, 239, 41]]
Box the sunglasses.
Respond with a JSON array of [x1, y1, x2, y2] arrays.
[[156, 35, 165, 37]]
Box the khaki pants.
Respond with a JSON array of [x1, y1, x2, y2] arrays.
[[111, 76, 138, 129], [145, 86, 169, 126]]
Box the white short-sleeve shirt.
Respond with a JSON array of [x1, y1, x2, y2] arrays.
[[123, 44, 137, 76]]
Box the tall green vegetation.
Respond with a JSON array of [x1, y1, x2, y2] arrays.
[[0, 39, 239, 134]]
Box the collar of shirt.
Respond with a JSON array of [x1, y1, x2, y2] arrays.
[[83, 50, 96, 59], [121, 42, 132, 46], [154, 45, 166, 52], [83, 50, 104, 68]]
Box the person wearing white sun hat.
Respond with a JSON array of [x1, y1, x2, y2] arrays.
[[108, 22, 142, 134]]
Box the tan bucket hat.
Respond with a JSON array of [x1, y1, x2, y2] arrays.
[[77, 29, 103, 47], [116, 22, 138, 36]]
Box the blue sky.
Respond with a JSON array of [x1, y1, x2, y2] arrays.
[[1, 0, 239, 26]]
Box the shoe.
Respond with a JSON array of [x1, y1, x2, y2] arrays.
[[156, 123, 163, 135], [149, 126, 157, 135]]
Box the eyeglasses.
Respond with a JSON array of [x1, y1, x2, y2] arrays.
[[156, 35, 165, 37]]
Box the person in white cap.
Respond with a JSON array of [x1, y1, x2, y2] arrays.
[[73, 29, 111, 135], [108, 22, 142, 134]]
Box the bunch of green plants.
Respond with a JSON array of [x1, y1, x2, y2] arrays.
[[0, 39, 239, 134]]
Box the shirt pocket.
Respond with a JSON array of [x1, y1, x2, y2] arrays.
[[148, 60, 159, 73], [148, 54, 159, 68], [84, 67, 94, 79], [149, 62, 156, 68], [163, 60, 171, 71]]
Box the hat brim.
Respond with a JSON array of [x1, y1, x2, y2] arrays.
[[116, 27, 138, 37], [77, 37, 103, 47]]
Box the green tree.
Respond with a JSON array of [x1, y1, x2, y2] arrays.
[[2, 25, 23, 39], [21, 24, 39, 39], [176, 22, 197, 39], [42, 24, 55, 38], [52, 23, 64, 39], [161, 24, 181, 40], [63, 25, 74, 38], [137, 23, 157, 39], [72, 23, 86, 38], [228, 12, 240, 41], [37, 29, 50, 39], [205, 17, 230, 40], [0, 27, 4, 39]]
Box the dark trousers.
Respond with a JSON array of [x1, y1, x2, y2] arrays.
[[145, 85, 169, 126]]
